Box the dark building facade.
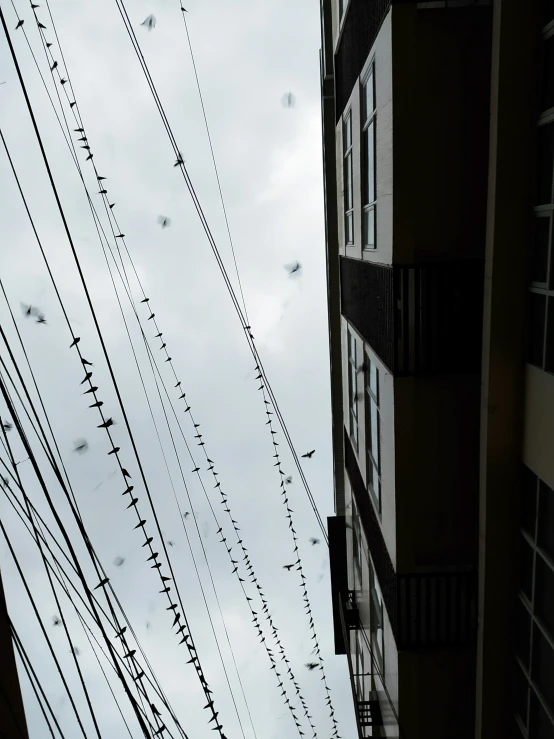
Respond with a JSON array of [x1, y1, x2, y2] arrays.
[[321, 1, 553, 737]]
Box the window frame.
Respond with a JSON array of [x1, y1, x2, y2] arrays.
[[365, 351, 381, 515], [347, 330, 359, 451], [343, 112, 354, 246], [369, 559, 384, 673], [361, 63, 377, 250]]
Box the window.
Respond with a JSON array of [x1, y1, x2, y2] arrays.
[[369, 559, 384, 672], [361, 65, 376, 250], [515, 467, 554, 739], [348, 330, 359, 450], [355, 631, 365, 701], [338, 0, 344, 21], [343, 114, 354, 245], [365, 352, 381, 514], [538, 481, 554, 561], [352, 498, 363, 577]]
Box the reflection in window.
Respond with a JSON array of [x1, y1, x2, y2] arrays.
[[365, 352, 381, 514], [348, 330, 359, 450], [361, 66, 376, 250], [343, 114, 354, 245]]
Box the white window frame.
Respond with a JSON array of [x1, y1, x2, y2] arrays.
[[361, 64, 376, 250], [343, 113, 354, 246], [347, 330, 359, 450], [365, 351, 381, 515]]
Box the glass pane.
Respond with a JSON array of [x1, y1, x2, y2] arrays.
[[533, 216, 550, 284], [363, 71, 374, 122], [543, 36, 554, 113], [536, 554, 554, 638], [345, 211, 354, 245], [536, 123, 554, 205], [363, 207, 375, 250], [514, 659, 529, 729], [366, 122, 375, 204], [522, 465, 538, 538], [343, 115, 351, 152], [370, 360, 378, 400], [529, 687, 554, 739], [546, 298, 554, 374], [370, 401, 379, 467], [539, 481, 554, 561], [520, 536, 534, 602], [528, 292, 546, 367], [532, 625, 554, 715], [344, 154, 353, 210], [515, 596, 531, 669]]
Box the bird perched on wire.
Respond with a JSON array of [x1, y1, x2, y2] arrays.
[[140, 14, 156, 30], [73, 439, 89, 455], [305, 662, 318, 671], [157, 215, 171, 229], [302, 450, 315, 459], [284, 261, 302, 277]]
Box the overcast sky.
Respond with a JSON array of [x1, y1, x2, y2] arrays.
[[0, 1, 356, 737]]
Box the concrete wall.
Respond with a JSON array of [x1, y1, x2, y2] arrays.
[[394, 373, 481, 573], [392, 4, 492, 264]]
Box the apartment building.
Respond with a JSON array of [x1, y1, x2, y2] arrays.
[[321, 1, 551, 737]]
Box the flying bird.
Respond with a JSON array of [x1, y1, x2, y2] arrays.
[[183, 512, 190, 519], [281, 92, 296, 108], [157, 215, 171, 229], [309, 538, 320, 546], [284, 261, 302, 276], [305, 662, 318, 671], [114, 556, 125, 568], [302, 450, 315, 459], [283, 564, 294, 571], [52, 616, 61, 626], [21, 303, 38, 318], [73, 439, 89, 454], [285, 476, 293, 485], [2, 422, 12, 432], [140, 14, 156, 30], [35, 312, 47, 324]]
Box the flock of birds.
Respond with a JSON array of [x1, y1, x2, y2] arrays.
[[5, 306, 321, 655]]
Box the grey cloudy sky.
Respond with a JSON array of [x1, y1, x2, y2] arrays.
[[0, 0, 356, 737]]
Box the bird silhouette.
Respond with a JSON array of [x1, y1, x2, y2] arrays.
[[183, 512, 190, 519], [122, 468, 131, 479], [309, 538, 320, 546], [283, 564, 294, 571], [80, 372, 93, 385], [83, 386, 98, 395], [21, 303, 38, 318], [2, 422, 12, 432], [281, 92, 296, 108], [302, 450, 315, 459], [114, 556, 125, 567], [52, 616, 61, 626], [140, 14, 156, 30], [174, 153, 184, 167], [305, 662, 318, 671], [73, 439, 89, 454], [15, 19, 24, 29], [69, 337, 80, 348], [81, 358, 93, 366], [284, 261, 302, 276], [98, 418, 114, 429], [285, 476, 293, 484], [157, 215, 171, 229], [35, 312, 47, 324]]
